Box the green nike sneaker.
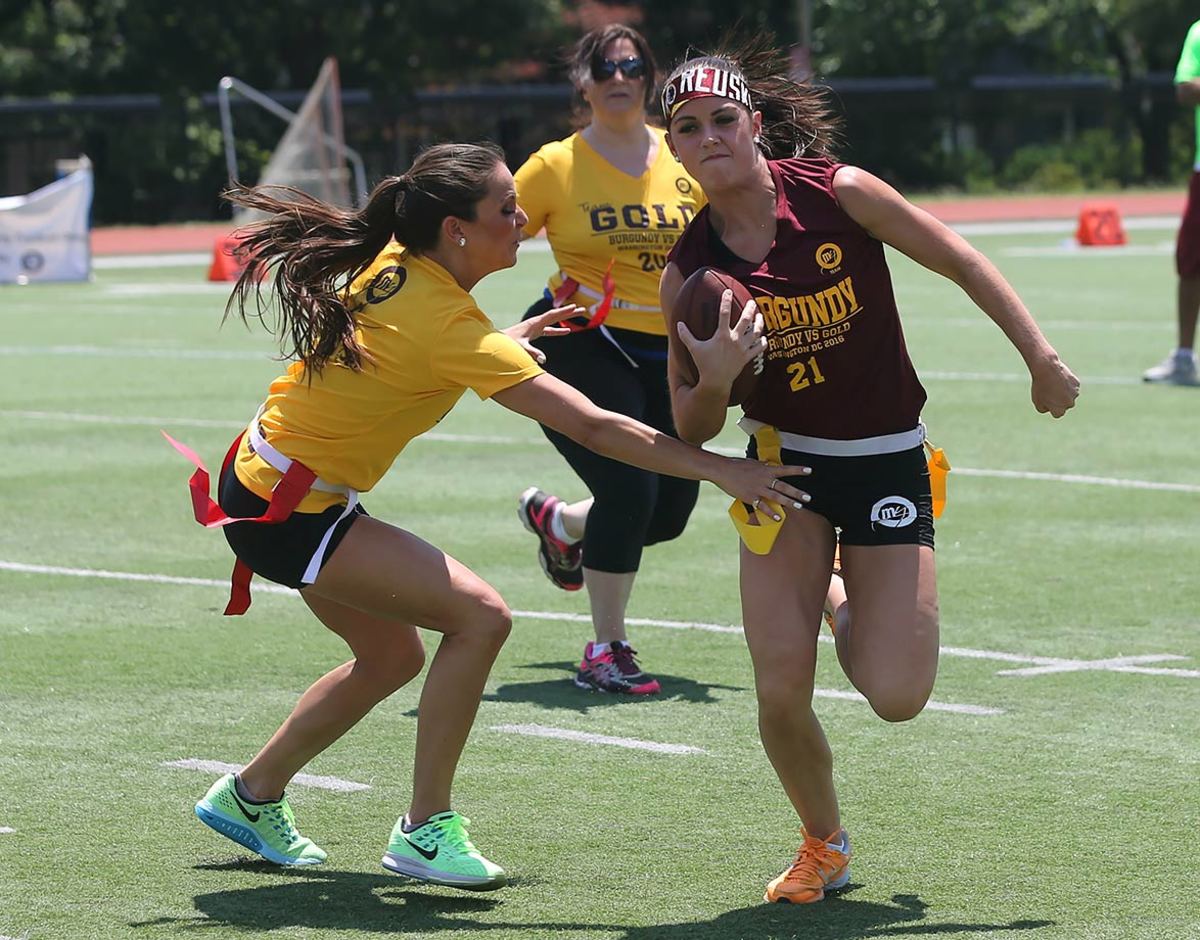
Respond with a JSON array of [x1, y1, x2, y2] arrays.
[[381, 810, 506, 890], [194, 773, 327, 866]]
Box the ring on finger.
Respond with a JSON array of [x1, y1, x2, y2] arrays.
[[768, 479, 778, 491], [752, 496, 762, 509]]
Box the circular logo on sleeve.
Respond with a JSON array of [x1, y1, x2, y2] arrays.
[[366, 266, 406, 304]]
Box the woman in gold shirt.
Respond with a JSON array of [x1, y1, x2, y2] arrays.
[[172, 142, 804, 891], [514, 25, 705, 695]]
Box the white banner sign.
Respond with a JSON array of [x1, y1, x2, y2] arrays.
[[0, 167, 93, 284]]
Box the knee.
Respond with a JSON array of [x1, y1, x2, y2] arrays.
[[643, 484, 698, 547], [755, 671, 810, 723], [359, 640, 425, 695], [867, 685, 932, 723], [383, 645, 427, 691], [643, 512, 689, 546], [473, 593, 513, 649]]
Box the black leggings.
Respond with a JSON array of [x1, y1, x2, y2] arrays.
[[526, 296, 699, 574]]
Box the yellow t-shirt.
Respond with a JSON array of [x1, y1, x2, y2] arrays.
[[515, 127, 704, 335], [234, 245, 543, 512]]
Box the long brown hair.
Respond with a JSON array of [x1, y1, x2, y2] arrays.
[[224, 141, 505, 375], [663, 34, 841, 160]]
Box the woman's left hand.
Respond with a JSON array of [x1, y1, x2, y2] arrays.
[[1030, 353, 1081, 417], [503, 305, 583, 364]]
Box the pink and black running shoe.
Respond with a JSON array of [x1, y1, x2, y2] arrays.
[[518, 486, 583, 592]]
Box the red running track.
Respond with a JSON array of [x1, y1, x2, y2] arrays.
[[89, 191, 1185, 256]]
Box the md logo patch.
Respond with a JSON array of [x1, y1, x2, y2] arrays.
[[366, 265, 406, 304], [870, 495, 917, 529]]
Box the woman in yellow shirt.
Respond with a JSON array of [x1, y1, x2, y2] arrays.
[[172, 141, 805, 891], [514, 25, 705, 695]]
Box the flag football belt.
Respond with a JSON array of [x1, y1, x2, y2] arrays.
[[729, 420, 950, 555], [162, 412, 357, 615], [550, 259, 665, 332]]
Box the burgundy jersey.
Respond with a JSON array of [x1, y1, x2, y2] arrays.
[[668, 157, 926, 439]]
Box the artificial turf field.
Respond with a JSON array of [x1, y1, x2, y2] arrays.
[[1, 225, 1197, 939]]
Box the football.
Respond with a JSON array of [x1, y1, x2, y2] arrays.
[[667, 266, 762, 406]]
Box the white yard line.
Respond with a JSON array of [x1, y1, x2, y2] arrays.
[[3, 409, 1198, 494], [94, 252, 211, 269], [2, 560, 1195, 680], [491, 724, 708, 754], [1000, 242, 1175, 258], [0, 827, 14, 834], [162, 758, 369, 792], [813, 688, 1003, 716], [0, 345, 266, 361]]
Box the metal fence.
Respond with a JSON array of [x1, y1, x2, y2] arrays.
[[0, 73, 1187, 225]]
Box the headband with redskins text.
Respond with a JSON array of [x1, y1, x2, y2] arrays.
[[661, 64, 754, 120]]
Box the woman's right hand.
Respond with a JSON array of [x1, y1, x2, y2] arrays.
[[674, 289, 767, 392], [711, 457, 812, 521]]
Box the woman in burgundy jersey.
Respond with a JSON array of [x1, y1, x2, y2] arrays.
[[658, 40, 1080, 904]]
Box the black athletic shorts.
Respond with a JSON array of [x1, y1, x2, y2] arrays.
[[217, 464, 367, 589], [749, 439, 935, 549]]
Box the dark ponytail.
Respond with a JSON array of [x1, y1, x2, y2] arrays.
[[224, 141, 505, 375], [663, 34, 842, 161]]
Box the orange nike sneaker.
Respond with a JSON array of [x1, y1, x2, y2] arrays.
[[764, 828, 851, 904]]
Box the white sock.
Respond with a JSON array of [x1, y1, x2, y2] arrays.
[[588, 640, 618, 657], [1174, 347, 1194, 359], [549, 505, 576, 544]]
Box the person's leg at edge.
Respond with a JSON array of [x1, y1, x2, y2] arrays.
[[1177, 273, 1200, 351], [301, 516, 513, 822], [832, 544, 939, 722]]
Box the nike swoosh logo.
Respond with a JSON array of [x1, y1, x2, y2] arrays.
[[405, 835, 438, 861], [230, 792, 261, 823]]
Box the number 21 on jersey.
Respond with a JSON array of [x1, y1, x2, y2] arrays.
[[787, 356, 826, 392]]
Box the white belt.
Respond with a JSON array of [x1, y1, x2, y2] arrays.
[[558, 274, 661, 313], [739, 416, 926, 457], [248, 409, 359, 585]]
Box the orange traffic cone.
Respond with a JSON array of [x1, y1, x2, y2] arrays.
[[1075, 204, 1126, 246], [207, 234, 253, 281]]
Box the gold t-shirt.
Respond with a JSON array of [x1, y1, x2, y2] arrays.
[[515, 127, 705, 335], [234, 245, 543, 512]]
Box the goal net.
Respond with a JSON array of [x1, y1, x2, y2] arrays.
[[218, 58, 365, 223]]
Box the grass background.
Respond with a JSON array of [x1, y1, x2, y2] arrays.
[[0, 227, 1197, 939]]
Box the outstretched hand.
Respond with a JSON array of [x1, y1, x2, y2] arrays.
[[503, 305, 584, 365], [712, 458, 812, 521]]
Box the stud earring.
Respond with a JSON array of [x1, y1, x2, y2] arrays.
[[458, 237, 466, 247]]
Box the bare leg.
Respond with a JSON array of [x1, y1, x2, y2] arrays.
[[833, 544, 939, 722], [741, 510, 841, 836], [239, 596, 425, 801], [582, 568, 637, 644], [1178, 274, 1200, 349], [295, 516, 512, 822]]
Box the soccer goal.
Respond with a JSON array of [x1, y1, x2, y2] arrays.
[[217, 58, 367, 223]]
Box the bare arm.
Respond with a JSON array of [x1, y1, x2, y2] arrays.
[[833, 166, 1080, 418], [491, 372, 809, 512], [1178, 80, 1200, 107], [660, 263, 728, 444]]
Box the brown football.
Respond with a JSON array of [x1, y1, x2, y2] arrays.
[[668, 266, 762, 406]]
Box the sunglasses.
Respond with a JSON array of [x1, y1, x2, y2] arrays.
[[592, 56, 647, 82]]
